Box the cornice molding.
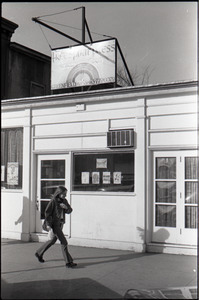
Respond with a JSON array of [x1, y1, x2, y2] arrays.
[[2, 81, 198, 111]]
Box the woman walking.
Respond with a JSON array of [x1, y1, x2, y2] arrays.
[[35, 186, 77, 268]]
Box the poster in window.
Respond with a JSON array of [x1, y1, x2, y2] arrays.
[[113, 172, 121, 184], [103, 172, 111, 184], [1, 166, 5, 181], [81, 172, 90, 184], [7, 162, 19, 185], [92, 172, 100, 184], [96, 158, 107, 169]]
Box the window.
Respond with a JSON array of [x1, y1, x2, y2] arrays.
[[73, 151, 134, 192], [1, 128, 23, 189], [30, 82, 45, 97]]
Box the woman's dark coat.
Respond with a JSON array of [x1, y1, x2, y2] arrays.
[[45, 198, 72, 227]]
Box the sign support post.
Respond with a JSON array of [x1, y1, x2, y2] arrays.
[[32, 7, 134, 89], [82, 6, 85, 44]]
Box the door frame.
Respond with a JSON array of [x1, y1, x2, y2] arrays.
[[35, 153, 72, 236], [151, 150, 198, 246]]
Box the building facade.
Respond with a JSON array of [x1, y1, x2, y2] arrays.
[[1, 17, 51, 100], [1, 81, 198, 255]]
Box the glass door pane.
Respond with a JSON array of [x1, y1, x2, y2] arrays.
[[185, 182, 198, 204], [184, 157, 198, 229], [156, 181, 176, 203], [41, 160, 65, 179], [156, 157, 176, 179], [185, 207, 197, 228], [156, 205, 176, 227]]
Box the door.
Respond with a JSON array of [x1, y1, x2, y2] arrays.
[[153, 151, 198, 245], [36, 154, 71, 236]]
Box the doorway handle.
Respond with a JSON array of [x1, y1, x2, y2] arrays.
[[36, 200, 39, 210]]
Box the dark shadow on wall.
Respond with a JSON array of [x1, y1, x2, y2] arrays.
[[14, 196, 30, 241], [1, 278, 122, 299], [137, 226, 170, 253]]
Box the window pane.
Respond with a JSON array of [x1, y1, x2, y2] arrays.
[[156, 205, 176, 227], [73, 152, 134, 192], [185, 182, 198, 204], [41, 160, 65, 179], [185, 206, 198, 228], [185, 157, 199, 179], [41, 180, 65, 199], [30, 82, 45, 97], [156, 158, 176, 179], [156, 182, 176, 203]]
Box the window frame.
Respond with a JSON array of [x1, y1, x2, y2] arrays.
[[72, 149, 135, 193], [1, 127, 23, 190]]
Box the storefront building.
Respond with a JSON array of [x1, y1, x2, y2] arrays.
[[1, 80, 198, 255]]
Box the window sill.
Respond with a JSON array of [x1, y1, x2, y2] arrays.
[[1, 188, 23, 193]]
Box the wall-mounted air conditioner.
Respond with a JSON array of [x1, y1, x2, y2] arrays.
[[107, 129, 134, 148]]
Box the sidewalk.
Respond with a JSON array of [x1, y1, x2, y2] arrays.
[[1, 238, 197, 299]]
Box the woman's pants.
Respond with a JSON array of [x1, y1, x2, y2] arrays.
[[36, 222, 73, 264]]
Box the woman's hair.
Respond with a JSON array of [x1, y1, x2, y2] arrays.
[[52, 186, 67, 199]]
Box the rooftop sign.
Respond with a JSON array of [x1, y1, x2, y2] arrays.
[[51, 39, 116, 90]]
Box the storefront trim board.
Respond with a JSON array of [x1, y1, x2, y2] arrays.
[[1, 81, 198, 255]]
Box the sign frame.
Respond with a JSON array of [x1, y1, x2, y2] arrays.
[[51, 38, 117, 90]]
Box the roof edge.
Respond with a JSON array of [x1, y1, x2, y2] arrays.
[[1, 80, 198, 108]]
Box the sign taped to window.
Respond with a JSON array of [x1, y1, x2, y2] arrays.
[[81, 172, 90, 184], [92, 172, 100, 184], [7, 162, 19, 185], [103, 172, 111, 184], [1, 166, 5, 182], [113, 172, 121, 184], [96, 158, 107, 169]]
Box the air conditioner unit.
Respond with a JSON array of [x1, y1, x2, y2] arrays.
[[107, 129, 134, 148]]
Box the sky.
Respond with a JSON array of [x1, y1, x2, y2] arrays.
[[2, 1, 198, 85]]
